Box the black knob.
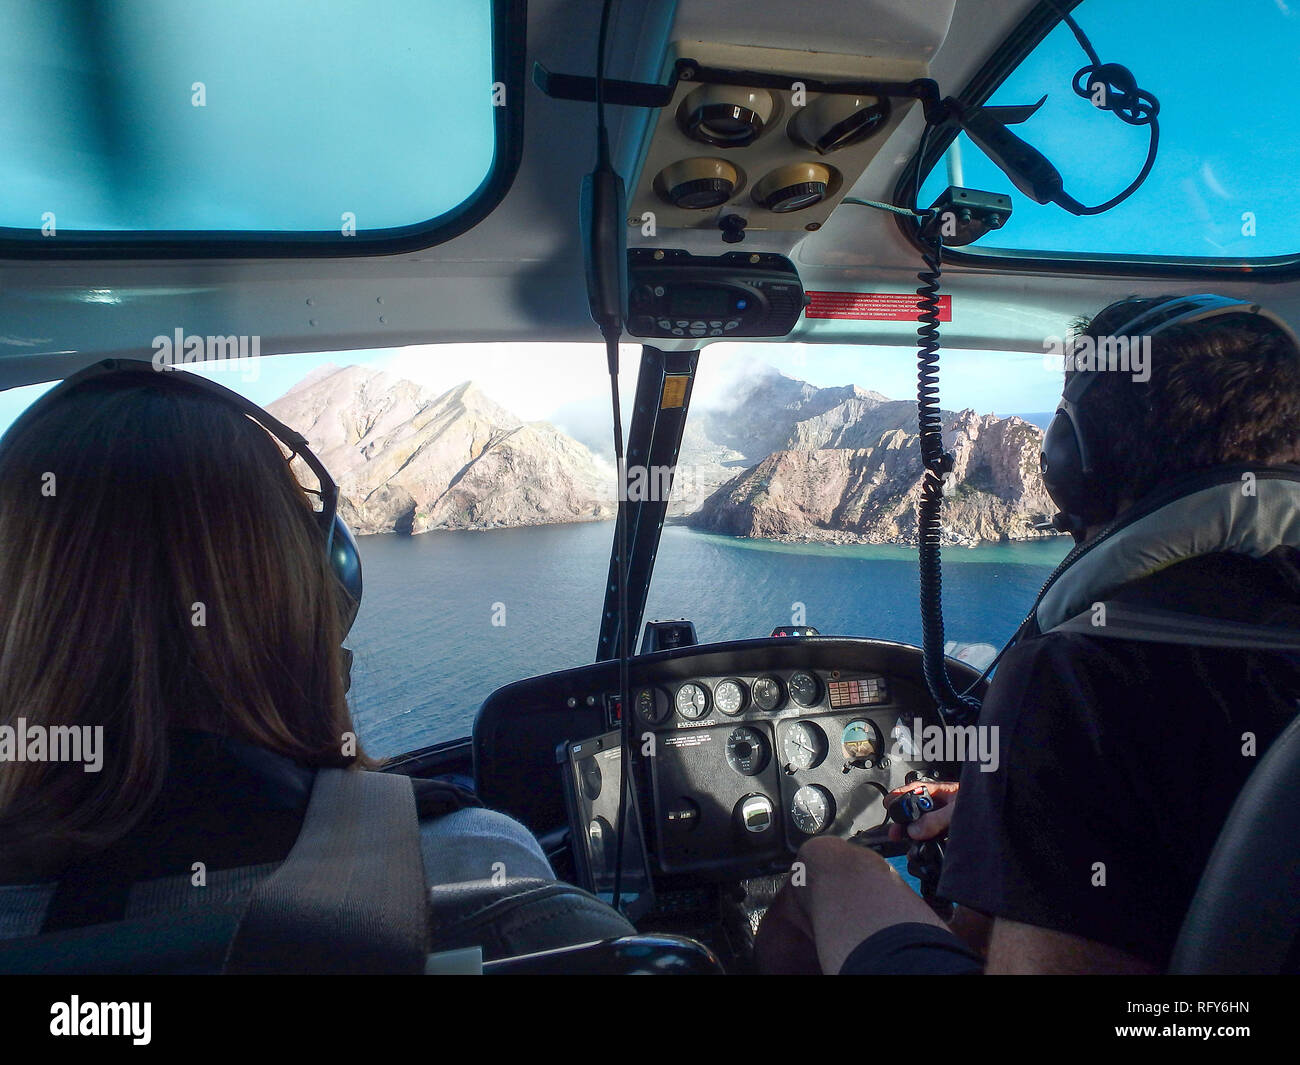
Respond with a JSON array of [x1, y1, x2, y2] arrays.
[[719, 214, 747, 244]]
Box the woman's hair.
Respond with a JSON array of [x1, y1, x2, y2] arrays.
[[0, 373, 371, 857], [1069, 296, 1300, 507]]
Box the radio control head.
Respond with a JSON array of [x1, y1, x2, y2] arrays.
[[624, 249, 805, 340]]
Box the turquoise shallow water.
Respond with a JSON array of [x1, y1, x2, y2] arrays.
[[344, 522, 1071, 757]]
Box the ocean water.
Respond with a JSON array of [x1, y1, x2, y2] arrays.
[[345, 522, 1071, 757]]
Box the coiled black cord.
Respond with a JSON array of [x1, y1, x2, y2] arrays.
[[915, 234, 982, 725], [1051, 0, 1160, 215]]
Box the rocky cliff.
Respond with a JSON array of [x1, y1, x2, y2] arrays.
[[686, 367, 1056, 546], [266, 365, 614, 535], [267, 361, 1055, 545]]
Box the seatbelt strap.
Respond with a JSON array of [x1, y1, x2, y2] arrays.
[[223, 768, 429, 974], [1052, 602, 1300, 650]]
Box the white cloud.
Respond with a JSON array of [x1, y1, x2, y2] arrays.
[[380, 342, 626, 421]]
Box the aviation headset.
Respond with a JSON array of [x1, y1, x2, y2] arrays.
[[1039, 293, 1300, 537], [0, 357, 363, 635]]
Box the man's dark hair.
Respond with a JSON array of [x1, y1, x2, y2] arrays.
[[1069, 295, 1300, 507]]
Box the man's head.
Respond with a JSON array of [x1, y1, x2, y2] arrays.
[[1040, 294, 1300, 540]]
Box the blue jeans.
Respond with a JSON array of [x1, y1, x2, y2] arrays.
[[418, 807, 555, 886]]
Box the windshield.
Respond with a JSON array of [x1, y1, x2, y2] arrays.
[[0, 342, 1071, 757], [647, 342, 1071, 668]]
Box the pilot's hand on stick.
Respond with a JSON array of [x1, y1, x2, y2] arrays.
[[884, 780, 958, 843]]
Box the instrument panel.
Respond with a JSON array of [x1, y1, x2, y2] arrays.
[[641, 669, 928, 877], [473, 637, 983, 884]]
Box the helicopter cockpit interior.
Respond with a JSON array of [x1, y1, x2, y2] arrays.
[[1, 0, 1299, 993]]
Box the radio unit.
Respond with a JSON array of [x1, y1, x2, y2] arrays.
[[626, 249, 808, 340]]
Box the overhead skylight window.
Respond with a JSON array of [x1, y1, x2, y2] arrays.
[[917, 0, 1300, 271], [0, 0, 520, 256]]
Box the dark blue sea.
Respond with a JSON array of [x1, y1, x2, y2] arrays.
[[345, 522, 1071, 757]]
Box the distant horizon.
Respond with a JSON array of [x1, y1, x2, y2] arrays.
[[262, 353, 1058, 460], [0, 343, 1065, 443]]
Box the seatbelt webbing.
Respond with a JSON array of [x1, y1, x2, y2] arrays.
[[223, 769, 429, 974], [1052, 602, 1300, 651]]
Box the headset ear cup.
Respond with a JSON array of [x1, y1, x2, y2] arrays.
[[1041, 409, 1086, 527], [328, 516, 363, 635], [1041, 406, 1119, 534]]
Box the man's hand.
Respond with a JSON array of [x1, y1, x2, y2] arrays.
[[884, 780, 958, 843]]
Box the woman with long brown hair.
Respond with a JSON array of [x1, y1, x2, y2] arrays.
[[0, 361, 552, 937]]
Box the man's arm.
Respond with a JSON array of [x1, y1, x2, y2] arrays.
[[882, 783, 994, 959], [985, 919, 1160, 974]]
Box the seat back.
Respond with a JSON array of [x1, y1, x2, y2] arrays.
[[0, 772, 661, 975], [0, 908, 242, 975], [0, 769, 428, 975], [1169, 711, 1300, 973]]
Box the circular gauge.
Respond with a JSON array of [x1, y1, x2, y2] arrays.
[[751, 675, 785, 712], [788, 671, 822, 708], [636, 686, 669, 724], [726, 726, 770, 776], [781, 721, 828, 771], [841, 718, 881, 765], [580, 757, 603, 800], [791, 784, 835, 835], [714, 678, 748, 716], [675, 682, 710, 720]]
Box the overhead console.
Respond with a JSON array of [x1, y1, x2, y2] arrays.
[[623, 41, 929, 238], [473, 637, 985, 883]]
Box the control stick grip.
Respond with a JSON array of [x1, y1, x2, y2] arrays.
[[888, 786, 936, 826]]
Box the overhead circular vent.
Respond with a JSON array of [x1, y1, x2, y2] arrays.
[[752, 162, 836, 213], [656, 158, 742, 210], [789, 94, 891, 154], [678, 86, 775, 148]]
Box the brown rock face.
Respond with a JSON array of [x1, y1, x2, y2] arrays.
[[687, 369, 1057, 546], [265, 361, 1056, 545], [266, 365, 615, 535]]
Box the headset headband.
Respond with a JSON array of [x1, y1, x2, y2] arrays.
[[0, 358, 341, 553], [1062, 294, 1300, 406]]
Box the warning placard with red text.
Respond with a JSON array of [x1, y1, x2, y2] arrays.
[[804, 291, 953, 322]]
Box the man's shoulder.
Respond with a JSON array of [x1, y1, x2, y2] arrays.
[[980, 627, 1221, 749], [991, 627, 1153, 699]]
